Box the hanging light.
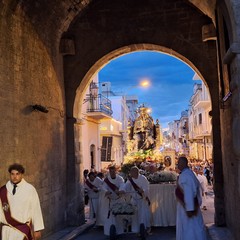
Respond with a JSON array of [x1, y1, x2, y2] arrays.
[[90, 82, 99, 98], [32, 104, 49, 113]]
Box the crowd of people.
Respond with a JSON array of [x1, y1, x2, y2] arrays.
[[83, 156, 213, 239], [0, 159, 212, 239], [188, 158, 214, 185], [83, 165, 152, 236]]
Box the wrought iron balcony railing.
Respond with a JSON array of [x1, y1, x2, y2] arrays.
[[85, 94, 113, 116]]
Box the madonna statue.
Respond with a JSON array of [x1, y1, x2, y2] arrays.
[[130, 105, 157, 151]]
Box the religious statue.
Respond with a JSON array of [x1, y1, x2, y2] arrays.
[[128, 105, 157, 151]]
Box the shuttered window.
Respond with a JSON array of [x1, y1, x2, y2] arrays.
[[101, 136, 113, 161]]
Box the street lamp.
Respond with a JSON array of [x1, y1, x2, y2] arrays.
[[90, 82, 99, 98], [139, 79, 151, 88], [123, 79, 151, 94], [83, 81, 99, 104]]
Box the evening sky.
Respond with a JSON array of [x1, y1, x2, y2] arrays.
[[99, 51, 200, 128]]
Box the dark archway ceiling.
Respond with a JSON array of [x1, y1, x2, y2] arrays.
[[3, 0, 215, 43], [189, 0, 216, 24]]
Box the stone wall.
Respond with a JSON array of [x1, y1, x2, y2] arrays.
[[0, 4, 69, 235], [224, 53, 240, 239]]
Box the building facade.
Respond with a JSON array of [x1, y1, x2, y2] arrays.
[[188, 77, 212, 161], [167, 76, 212, 162], [80, 76, 113, 172]]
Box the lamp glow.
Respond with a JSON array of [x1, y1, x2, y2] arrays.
[[140, 79, 150, 87], [146, 108, 152, 113]]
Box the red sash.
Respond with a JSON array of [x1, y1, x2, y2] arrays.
[[85, 179, 95, 189], [129, 177, 151, 206], [175, 183, 199, 215], [104, 178, 119, 192], [0, 185, 33, 240]]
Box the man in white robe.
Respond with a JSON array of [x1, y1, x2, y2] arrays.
[[84, 172, 103, 220], [101, 165, 125, 236], [176, 157, 207, 240], [0, 163, 44, 240], [123, 166, 151, 234], [195, 167, 208, 210]]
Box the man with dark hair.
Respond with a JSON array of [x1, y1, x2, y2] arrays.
[[175, 157, 207, 240], [0, 163, 44, 240], [8, 163, 25, 174]]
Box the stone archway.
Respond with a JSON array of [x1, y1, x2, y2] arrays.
[[2, 0, 240, 237], [69, 39, 223, 224]]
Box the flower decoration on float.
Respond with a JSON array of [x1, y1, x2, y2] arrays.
[[111, 202, 135, 215]]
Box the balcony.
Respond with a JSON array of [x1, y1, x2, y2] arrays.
[[194, 100, 211, 109], [192, 124, 212, 139], [85, 94, 113, 120]]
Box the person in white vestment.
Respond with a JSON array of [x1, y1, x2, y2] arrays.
[[84, 172, 103, 219], [176, 157, 207, 240], [101, 165, 125, 236], [122, 166, 151, 234], [0, 163, 44, 240], [195, 167, 208, 210]]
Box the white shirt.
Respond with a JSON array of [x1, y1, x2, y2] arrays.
[[84, 176, 103, 199], [102, 174, 124, 200], [124, 174, 149, 200], [0, 179, 44, 239]]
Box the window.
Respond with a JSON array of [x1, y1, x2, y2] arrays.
[[199, 113, 202, 125], [101, 136, 113, 161], [90, 144, 95, 169]]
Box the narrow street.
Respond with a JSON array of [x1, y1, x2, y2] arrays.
[[75, 186, 214, 240], [75, 226, 176, 240]]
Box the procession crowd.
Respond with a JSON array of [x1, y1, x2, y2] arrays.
[[0, 158, 213, 240], [84, 156, 213, 240]]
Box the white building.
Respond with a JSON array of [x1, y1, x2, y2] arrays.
[[98, 82, 136, 169], [110, 95, 129, 131], [80, 79, 149, 171], [168, 120, 180, 153], [166, 73, 212, 161], [99, 118, 123, 169], [188, 74, 212, 161], [80, 76, 113, 172], [178, 110, 189, 155], [126, 95, 139, 123], [99, 95, 128, 169]]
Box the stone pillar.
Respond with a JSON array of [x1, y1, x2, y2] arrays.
[[229, 53, 240, 192], [210, 84, 226, 226], [66, 116, 85, 225], [214, 43, 240, 235], [223, 43, 240, 238], [226, 44, 240, 157]]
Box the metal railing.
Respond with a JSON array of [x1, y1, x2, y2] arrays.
[[192, 123, 211, 138], [85, 94, 113, 116]]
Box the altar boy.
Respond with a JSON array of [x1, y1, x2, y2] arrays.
[[122, 166, 151, 234]]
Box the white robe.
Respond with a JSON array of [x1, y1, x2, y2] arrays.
[[84, 177, 103, 219], [124, 174, 151, 232], [101, 174, 125, 236], [0, 179, 44, 240], [176, 168, 207, 240], [197, 174, 208, 207]]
